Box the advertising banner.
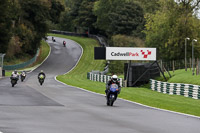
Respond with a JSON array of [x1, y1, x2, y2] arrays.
[[106, 47, 156, 61]]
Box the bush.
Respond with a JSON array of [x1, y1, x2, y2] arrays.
[[109, 60, 125, 74], [111, 34, 144, 47]]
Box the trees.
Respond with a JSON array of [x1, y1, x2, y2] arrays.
[[144, 0, 200, 60], [1, 0, 65, 57], [93, 0, 113, 34], [135, 0, 160, 14], [94, 0, 144, 38], [65, 0, 83, 32], [109, 2, 144, 37], [0, 0, 12, 53], [75, 0, 97, 33]]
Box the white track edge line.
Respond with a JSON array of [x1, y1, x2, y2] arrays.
[[55, 77, 200, 119], [53, 37, 200, 120]]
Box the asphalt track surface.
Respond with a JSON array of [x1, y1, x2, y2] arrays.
[[0, 36, 200, 133]]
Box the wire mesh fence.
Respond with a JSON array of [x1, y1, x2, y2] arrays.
[[159, 58, 200, 75]]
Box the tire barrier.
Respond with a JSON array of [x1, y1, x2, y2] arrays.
[[150, 79, 200, 99], [3, 49, 40, 70], [87, 72, 123, 87]]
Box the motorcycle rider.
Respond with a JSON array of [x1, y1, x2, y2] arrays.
[[38, 70, 46, 79], [10, 70, 19, 86], [21, 70, 26, 76], [105, 75, 121, 99], [20, 71, 26, 81], [11, 70, 19, 80], [63, 40, 66, 47], [52, 37, 55, 42], [38, 70, 46, 85]]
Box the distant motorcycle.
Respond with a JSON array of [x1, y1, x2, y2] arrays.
[[63, 41, 66, 47], [20, 71, 26, 82], [106, 83, 119, 106], [10, 77, 18, 87], [52, 37, 56, 42], [38, 74, 45, 85]]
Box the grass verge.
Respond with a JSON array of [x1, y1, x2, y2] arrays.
[[28, 40, 50, 67], [53, 33, 200, 117]]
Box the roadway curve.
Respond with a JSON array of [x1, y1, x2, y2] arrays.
[[0, 36, 200, 133]]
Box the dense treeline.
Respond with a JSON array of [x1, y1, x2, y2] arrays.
[[56, 0, 200, 73], [58, 0, 147, 46], [1, 0, 200, 72], [0, 0, 64, 59], [145, 0, 200, 61], [57, 0, 200, 61]]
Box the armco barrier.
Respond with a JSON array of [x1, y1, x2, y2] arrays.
[[3, 49, 39, 70], [150, 79, 200, 99], [87, 72, 123, 87]]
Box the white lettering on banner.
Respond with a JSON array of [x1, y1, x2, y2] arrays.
[[106, 47, 156, 61]]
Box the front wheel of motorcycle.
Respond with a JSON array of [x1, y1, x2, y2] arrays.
[[109, 100, 114, 106], [110, 101, 114, 106], [107, 101, 109, 106]]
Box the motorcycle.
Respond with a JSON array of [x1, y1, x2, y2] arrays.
[[38, 74, 45, 85], [52, 37, 56, 42], [20, 71, 26, 82], [63, 41, 66, 47], [106, 84, 119, 106], [10, 77, 18, 87]]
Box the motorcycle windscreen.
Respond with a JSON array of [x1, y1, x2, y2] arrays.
[[110, 84, 118, 92], [39, 74, 44, 79]]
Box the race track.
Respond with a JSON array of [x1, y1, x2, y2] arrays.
[[0, 36, 199, 133]]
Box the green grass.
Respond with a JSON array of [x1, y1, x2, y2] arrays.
[[120, 87, 200, 116], [155, 69, 200, 85], [4, 55, 32, 66], [29, 40, 50, 67], [48, 33, 105, 92], [167, 69, 200, 85], [5, 40, 50, 76], [52, 33, 200, 117]]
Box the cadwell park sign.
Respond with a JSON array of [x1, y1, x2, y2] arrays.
[[106, 47, 156, 61], [94, 47, 164, 87]]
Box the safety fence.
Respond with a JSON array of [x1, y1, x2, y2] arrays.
[[3, 49, 40, 70], [159, 58, 200, 75], [87, 72, 124, 87], [150, 79, 200, 99]]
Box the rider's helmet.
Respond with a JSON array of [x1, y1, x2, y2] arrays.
[[41, 70, 43, 73], [111, 75, 118, 83], [22, 71, 26, 75], [14, 70, 17, 74]]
